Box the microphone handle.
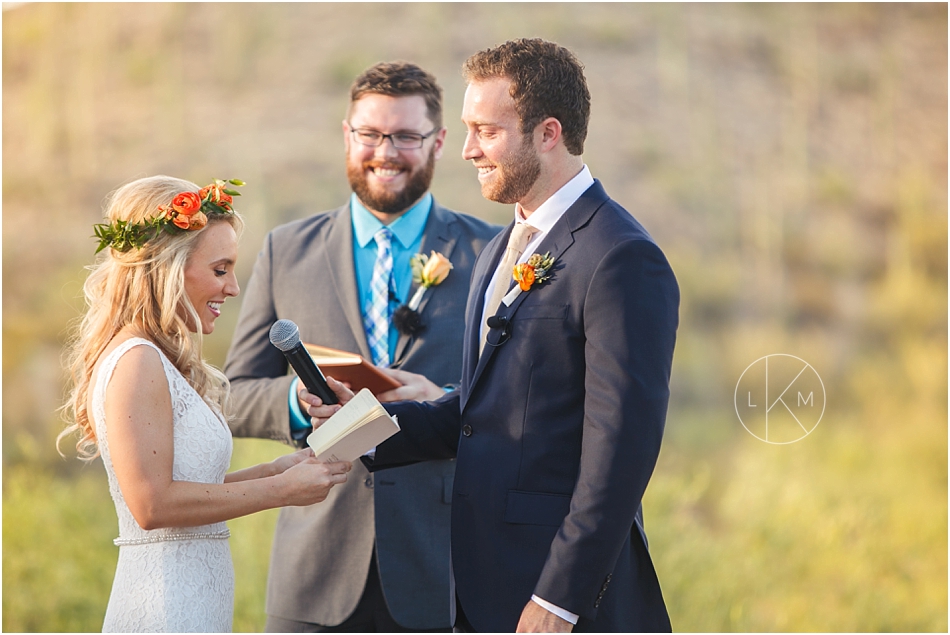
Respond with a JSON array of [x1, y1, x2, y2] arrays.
[[283, 344, 339, 405]]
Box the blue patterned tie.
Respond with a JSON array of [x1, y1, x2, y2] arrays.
[[364, 227, 394, 367]]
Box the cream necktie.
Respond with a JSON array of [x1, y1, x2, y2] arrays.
[[480, 222, 536, 353]]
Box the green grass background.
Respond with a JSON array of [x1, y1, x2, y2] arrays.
[[3, 3, 946, 631]]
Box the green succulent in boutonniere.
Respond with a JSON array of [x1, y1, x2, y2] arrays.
[[393, 251, 454, 336], [503, 252, 557, 306]]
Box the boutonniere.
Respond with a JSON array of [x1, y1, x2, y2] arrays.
[[502, 252, 556, 306], [393, 251, 454, 336]]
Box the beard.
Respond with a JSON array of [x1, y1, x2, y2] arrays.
[[347, 146, 436, 216], [480, 134, 542, 205]]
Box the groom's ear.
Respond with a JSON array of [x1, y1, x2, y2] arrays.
[[536, 117, 562, 153]]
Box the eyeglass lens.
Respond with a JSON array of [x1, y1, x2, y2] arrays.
[[351, 128, 433, 149]]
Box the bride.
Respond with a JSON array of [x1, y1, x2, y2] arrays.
[[58, 175, 351, 632]]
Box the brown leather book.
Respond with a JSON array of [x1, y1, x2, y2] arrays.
[[302, 343, 401, 396]]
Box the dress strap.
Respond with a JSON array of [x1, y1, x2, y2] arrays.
[[93, 338, 170, 431], [93, 337, 171, 402]]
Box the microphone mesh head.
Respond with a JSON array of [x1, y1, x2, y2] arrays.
[[269, 319, 300, 352]]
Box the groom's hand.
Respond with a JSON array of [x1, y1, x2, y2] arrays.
[[376, 367, 445, 402], [516, 601, 573, 633], [303, 376, 353, 429]]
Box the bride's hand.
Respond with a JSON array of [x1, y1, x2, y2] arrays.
[[269, 448, 314, 476], [304, 376, 355, 430], [278, 458, 351, 506]]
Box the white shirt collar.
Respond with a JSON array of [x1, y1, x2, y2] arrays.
[[514, 164, 594, 232], [480, 166, 595, 343]]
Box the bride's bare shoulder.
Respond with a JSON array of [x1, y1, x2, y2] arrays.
[[87, 331, 170, 431]]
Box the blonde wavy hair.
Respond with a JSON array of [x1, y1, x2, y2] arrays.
[[58, 175, 244, 460]]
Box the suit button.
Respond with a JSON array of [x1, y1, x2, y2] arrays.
[[594, 599, 601, 608], [462, 424, 473, 437], [364, 476, 373, 489]]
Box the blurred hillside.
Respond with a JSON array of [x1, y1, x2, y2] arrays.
[[3, 3, 947, 632]]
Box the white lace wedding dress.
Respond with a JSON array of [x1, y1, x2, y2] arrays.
[[93, 338, 234, 632]]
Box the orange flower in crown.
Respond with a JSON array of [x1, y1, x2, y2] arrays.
[[171, 192, 202, 215], [186, 212, 208, 230], [94, 178, 244, 252], [165, 190, 210, 228], [199, 183, 234, 210]]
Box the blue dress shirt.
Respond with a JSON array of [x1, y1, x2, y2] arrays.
[[288, 193, 432, 431]]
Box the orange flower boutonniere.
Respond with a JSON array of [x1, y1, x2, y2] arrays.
[[504, 252, 556, 306]]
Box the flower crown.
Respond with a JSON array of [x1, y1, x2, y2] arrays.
[[93, 179, 245, 253]]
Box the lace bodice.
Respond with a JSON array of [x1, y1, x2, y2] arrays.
[[92, 337, 234, 632], [93, 337, 232, 543]]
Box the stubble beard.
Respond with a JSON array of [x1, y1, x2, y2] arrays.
[[347, 147, 436, 216], [481, 133, 541, 205]]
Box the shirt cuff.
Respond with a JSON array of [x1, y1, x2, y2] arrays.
[[531, 595, 578, 625], [287, 377, 312, 432]]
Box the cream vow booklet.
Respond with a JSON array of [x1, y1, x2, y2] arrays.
[[306, 388, 400, 462]]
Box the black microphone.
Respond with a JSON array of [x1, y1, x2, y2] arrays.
[[485, 314, 511, 348], [269, 319, 339, 406], [486, 315, 508, 329]]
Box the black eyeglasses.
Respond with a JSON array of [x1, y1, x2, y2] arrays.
[[348, 126, 438, 150]]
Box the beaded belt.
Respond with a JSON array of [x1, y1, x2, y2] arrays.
[[114, 529, 231, 546]]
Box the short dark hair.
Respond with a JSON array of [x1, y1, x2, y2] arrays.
[[462, 38, 590, 155], [348, 61, 443, 129]]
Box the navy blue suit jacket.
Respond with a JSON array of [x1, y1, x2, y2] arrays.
[[372, 181, 678, 632]]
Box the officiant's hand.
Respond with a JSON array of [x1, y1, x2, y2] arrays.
[[304, 376, 353, 430], [375, 367, 445, 402], [297, 379, 351, 418]]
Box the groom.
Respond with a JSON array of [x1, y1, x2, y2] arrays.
[[309, 38, 679, 632]]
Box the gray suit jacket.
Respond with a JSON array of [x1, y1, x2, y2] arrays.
[[223, 199, 499, 628]]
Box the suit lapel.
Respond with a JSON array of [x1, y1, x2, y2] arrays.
[[323, 204, 374, 360], [464, 181, 608, 403], [460, 224, 512, 410], [393, 201, 461, 365]]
